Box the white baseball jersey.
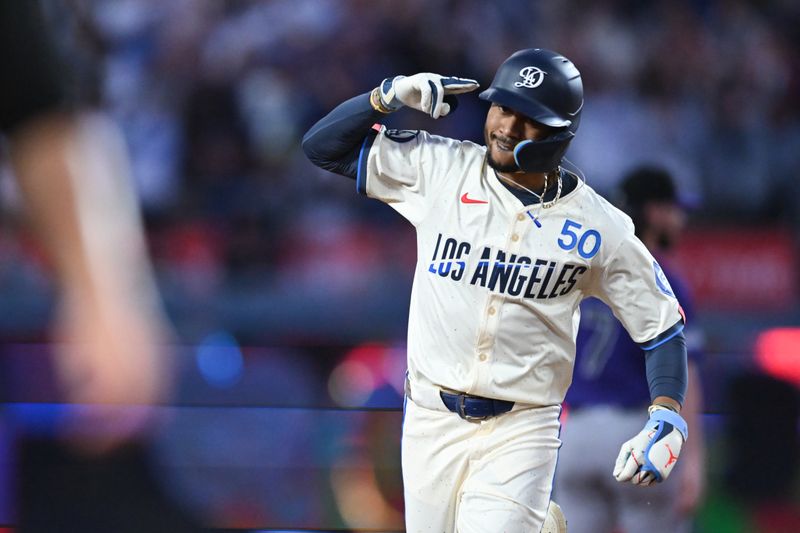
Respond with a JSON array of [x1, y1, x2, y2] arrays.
[[359, 126, 682, 407]]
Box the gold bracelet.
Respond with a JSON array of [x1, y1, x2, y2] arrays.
[[370, 87, 393, 114]]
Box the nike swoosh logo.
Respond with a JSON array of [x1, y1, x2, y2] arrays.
[[460, 192, 488, 204]]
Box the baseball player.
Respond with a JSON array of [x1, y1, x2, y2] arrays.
[[554, 166, 705, 533], [302, 48, 690, 533]]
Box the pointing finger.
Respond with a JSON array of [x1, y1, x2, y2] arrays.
[[441, 76, 480, 94]]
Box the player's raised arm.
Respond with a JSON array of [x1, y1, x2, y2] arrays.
[[301, 92, 383, 179], [301, 74, 478, 178]]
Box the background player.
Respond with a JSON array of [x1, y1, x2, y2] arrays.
[[302, 48, 691, 532], [554, 166, 706, 533]]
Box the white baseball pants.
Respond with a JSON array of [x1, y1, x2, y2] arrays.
[[402, 387, 561, 533]]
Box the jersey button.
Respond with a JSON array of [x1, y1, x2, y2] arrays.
[[511, 234, 519, 242], [488, 307, 496, 315], [478, 353, 488, 362], [517, 214, 525, 221]]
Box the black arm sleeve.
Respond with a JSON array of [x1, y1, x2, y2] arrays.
[[644, 330, 688, 405], [0, 1, 69, 134], [301, 92, 383, 179]]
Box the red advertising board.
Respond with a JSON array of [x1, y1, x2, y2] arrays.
[[670, 227, 798, 310]]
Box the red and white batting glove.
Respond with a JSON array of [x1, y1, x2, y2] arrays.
[[376, 73, 479, 119], [613, 405, 688, 486]]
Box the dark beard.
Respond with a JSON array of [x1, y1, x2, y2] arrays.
[[487, 151, 519, 173]]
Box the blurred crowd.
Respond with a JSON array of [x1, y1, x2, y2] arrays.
[[0, 0, 798, 344]]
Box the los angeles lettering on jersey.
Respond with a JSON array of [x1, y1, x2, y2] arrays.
[[427, 233, 587, 299]]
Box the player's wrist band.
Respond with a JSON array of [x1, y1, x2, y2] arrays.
[[648, 406, 689, 440], [370, 87, 393, 114], [648, 402, 679, 416]]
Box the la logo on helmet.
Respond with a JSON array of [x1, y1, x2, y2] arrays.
[[515, 66, 547, 88]]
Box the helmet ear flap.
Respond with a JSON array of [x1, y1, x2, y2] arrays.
[[513, 130, 574, 173]]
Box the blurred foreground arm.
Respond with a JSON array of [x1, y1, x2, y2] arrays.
[[9, 112, 172, 453], [1, 1, 172, 453]]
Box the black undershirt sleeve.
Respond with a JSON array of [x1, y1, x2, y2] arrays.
[[643, 329, 688, 405], [301, 92, 383, 179]]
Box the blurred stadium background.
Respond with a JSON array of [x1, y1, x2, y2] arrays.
[[0, 0, 798, 531]]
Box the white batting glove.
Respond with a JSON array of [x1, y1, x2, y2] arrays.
[[613, 405, 688, 486], [378, 73, 479, 119]]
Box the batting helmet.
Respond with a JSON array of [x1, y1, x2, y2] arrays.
[[479, 48, 583, 172]]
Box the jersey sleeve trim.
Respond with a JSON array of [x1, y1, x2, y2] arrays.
[[638, 319, 685, 351], [356, 129, 378, 195]]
